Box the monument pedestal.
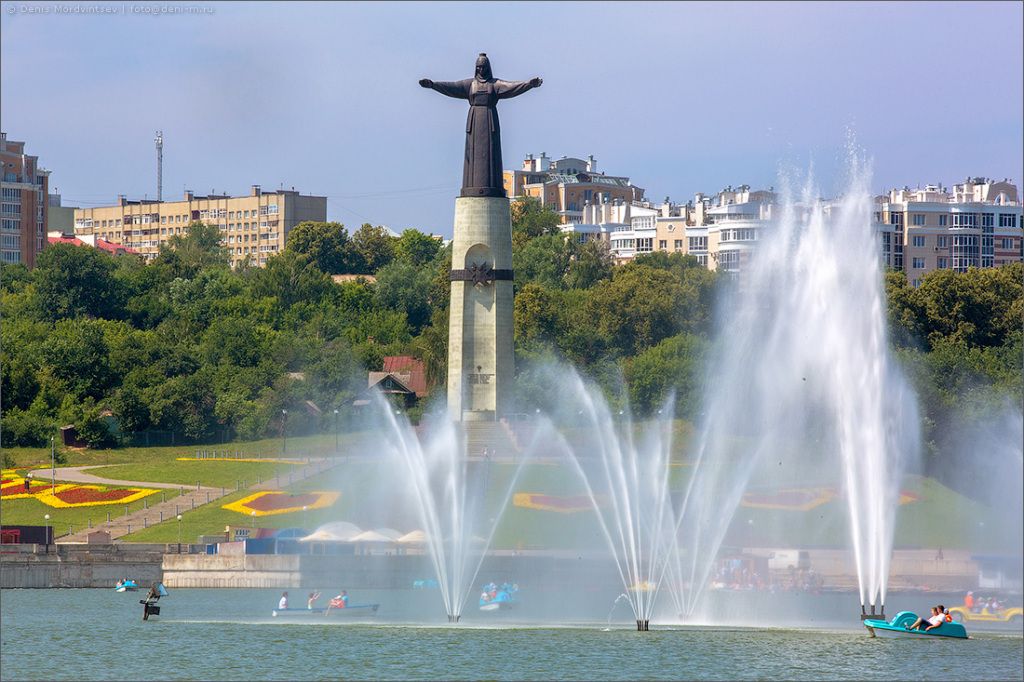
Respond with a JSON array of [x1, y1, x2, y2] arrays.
[[447, 196, 514, 422]]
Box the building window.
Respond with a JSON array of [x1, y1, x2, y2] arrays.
[[939, 215, 947, 226], [1002, 238, 1014, 250], [951, 213, 977, 228], [981, 213, 994, 228], [912, 214, 926, 226], [937, 236, 947, 248], [889, 212, 904, 226], [912, 257, 926, 269], [938, 257, 947, 269], [912, 236, 926, 248], [999, 214, 1018, 228], [674, 239, 683, 250], [659, 240, 667, 250]]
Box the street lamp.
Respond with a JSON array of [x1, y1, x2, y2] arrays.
[[251, 510, 256, 529], [303, 505, 308, 531], [51, 436, 55, 495], [177, 515, 182, 554], [281, 409, 288, 457], [333, 409, 339, 455], [44, 514, 50, 548]]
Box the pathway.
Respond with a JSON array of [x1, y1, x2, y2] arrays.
[[53, 457, 339, 544]]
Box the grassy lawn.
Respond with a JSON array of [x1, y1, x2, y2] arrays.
[[2, 431, 1008, 555]]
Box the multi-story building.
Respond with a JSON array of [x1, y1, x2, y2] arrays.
[[565, 196, 687, 264], [73, 185, 326, 268], [875, 177, 1022, 286], [504, 153, 645, 225], [702, 186, 776, 275], [1, 133, 50, 267]]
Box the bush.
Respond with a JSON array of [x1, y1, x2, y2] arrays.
[[0, 408, 54, 447]]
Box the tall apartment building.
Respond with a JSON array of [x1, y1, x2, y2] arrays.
[[73, 186, 326, 268], [1, 133, 50, 268], [875, 177, 1022, 286], [503, 153, 645, 224]]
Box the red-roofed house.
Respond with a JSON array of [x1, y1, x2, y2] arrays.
[[362, 356, 433, 410]]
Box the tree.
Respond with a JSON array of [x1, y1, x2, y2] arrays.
[[34, 241, 123, 321], [584, 265, 685, 356], [627, 332, 709, 418], [565, 239, 614, 290], [40, 318, 120, 401], [373, 259, 434, 332], [153, 220, 231, 278], [511, 196, 561, 249], [395, 228, 442, 267], [514, 233, 574, 290], [284, 221, 361, 274], [351, 223, 397, 274]]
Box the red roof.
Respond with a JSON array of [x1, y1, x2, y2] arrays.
[[378, 356, 431, 397], [47, 236, 140, 256]]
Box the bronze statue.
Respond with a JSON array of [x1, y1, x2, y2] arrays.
[[420, 54, 542, 198]]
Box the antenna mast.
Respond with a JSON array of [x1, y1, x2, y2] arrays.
[[154, 130, 163, 202]]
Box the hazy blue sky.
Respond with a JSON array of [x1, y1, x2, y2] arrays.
[[2, 1, 1022, 238]]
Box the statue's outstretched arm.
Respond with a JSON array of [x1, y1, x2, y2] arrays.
[[419, 78, 471, 100], [495, 77, 542, 100]]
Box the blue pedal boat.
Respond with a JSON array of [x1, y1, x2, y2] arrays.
[[864, 610, 968, 639]]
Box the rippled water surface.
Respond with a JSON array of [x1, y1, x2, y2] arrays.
[[2, 589, 1021, 681]]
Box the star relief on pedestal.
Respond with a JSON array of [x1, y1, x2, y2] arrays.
[[466, 261, 495, 285]]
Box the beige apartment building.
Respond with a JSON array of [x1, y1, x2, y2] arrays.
[[503, 153, 644, 225], [875, 177, 1022, 286], [73, 185, 326, 268], [1, 133, 50, 268]]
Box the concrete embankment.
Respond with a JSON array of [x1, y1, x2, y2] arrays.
[[1, 543, 169, 588], [2, 545, 982, 592]]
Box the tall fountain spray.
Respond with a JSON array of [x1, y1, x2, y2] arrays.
[[673, 159, 919, 620], [526, 371, 685, 630], [372, 394, 528, 623]]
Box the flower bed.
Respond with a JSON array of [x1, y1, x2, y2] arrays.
[[513, 493, 604, 514], [223, 491, 340, 517], [35, 485, 158, 508]]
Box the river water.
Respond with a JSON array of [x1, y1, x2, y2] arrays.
[[1, 588, 1021, 681]]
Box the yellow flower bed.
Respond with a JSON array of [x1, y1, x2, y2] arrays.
[[175, 458, 307, 465], [223, 490, 340, 517]]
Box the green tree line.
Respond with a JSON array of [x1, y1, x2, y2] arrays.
[[2, 199, 1020, 497]]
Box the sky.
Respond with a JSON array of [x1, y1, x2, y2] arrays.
[[2, 1, 1022, 239]]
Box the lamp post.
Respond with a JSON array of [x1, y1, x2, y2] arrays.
[[251, 510, 256, 529], [44, 514, 50, 549], [177, 515, 182, 554], [333, 409, 339, 455], [51, 436, 55, 495], [281, 409, 288, 457], [303, 505, 308, 531]]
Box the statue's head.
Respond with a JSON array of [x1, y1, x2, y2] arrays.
[[475, 53, 492, 81]]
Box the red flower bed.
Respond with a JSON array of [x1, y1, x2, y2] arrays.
[[245, 492, 323, 512], [53, 487, 140, 505], [0, 480, 48, 498]]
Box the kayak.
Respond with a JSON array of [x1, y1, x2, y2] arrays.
[[272, 603, 380, 617], [864, 610, 968, 639]]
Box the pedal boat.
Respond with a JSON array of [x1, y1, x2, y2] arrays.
[[114, 579, 140, 592], [864, 610, 968, 639]]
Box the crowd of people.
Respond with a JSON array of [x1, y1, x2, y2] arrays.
[[964, 591, 1007, 613]]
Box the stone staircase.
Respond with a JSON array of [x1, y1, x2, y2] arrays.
[[56, 457, 338, 544], [460, 421, 521, 461]]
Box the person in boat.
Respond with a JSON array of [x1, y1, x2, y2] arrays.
[[480, 587, 491, 603], [307, 590, 321, 609], [325, 590, 347, 614], [907, 606, 944, 631], [278, 591, 289, 610], [938, 604, 952, 622]]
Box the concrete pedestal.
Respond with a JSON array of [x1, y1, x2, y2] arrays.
[[447, 196, 514, 422]]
